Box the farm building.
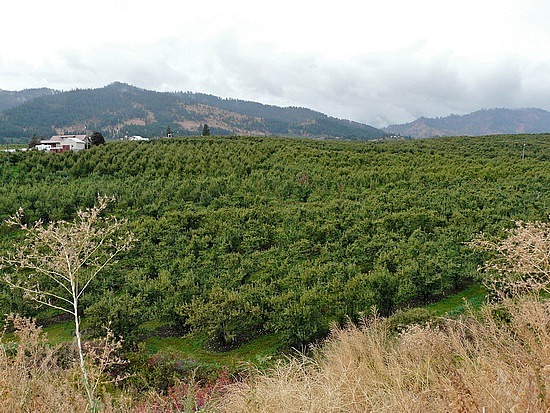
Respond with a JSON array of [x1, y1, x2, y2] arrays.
[[38, 134, 88, 152]]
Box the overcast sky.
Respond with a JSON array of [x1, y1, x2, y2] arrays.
[[2, 0, 550, 127]]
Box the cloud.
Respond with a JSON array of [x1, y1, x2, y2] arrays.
[[4, 37, 549, 129], [3, 0, 550, 128]]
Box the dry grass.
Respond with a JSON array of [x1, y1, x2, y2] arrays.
[[3, 304, 546, 413], [0, 314, 92, 412], [0, 315, 220, 412], [220, 297, 549, 412], [0, 316, 134, 413]]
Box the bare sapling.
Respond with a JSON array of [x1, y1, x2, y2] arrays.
[[469, 219, 550, 299], [0, 195, 135, 412], [84, 324, 130, 402]]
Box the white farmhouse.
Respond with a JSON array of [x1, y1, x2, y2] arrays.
[[39, 134, 88, 152], [128, 135, 149, 141]]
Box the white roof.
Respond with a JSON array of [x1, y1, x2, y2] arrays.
[[50, 134, 87, 142]]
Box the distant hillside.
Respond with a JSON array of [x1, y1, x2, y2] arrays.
[[0, 82, 383, 141], [384, 108, 550, 138], [0, 88, 57, 112]]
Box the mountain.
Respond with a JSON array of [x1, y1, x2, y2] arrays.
[[0, 82, 384, 141], [384, 108, 550, 138], [0, 88, 57, 112]]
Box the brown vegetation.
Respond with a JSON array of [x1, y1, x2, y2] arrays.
[[469, 219, 550, 299], [220, 296, 549, 412], [0, 314, 117, 412], [0, 315, 223, 412], [3, 296, 547, 412]]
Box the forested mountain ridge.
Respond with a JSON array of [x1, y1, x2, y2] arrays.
[[0, 87, 57, 112], [384, 108, 550, 138], [0, 82, 384, 140]]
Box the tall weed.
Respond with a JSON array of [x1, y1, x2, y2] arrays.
[[220, 297, 549, 412]]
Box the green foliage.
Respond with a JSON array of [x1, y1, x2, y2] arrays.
[[28, 134, 40, 148], [386, 307, 436, 332], [0, 134, 549, 350], [84, 290, 146, 343], [179, 286, 265, 349], [127, 346, 215, 392], [426, 283, 486, 316], [89, 131, 105, 146]]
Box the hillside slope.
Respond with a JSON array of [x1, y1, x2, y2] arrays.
[[0, 82, 383, 140], [0, 88, 57, 112], [385, 108, 550, 138]]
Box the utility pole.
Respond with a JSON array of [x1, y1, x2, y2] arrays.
[[522, 143, 526, 160]]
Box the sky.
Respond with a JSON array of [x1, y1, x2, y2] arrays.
[[2, 0, 550, 127]]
